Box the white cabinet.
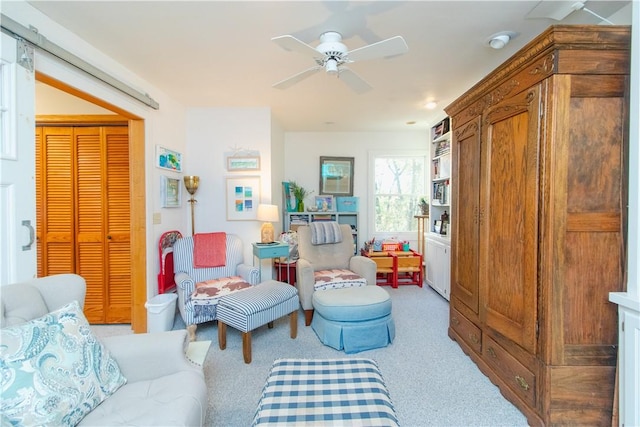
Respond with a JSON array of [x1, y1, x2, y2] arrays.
[[425, 236, 450, 300]]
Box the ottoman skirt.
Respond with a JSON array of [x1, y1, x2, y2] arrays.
[[311, 286, 395, 354]]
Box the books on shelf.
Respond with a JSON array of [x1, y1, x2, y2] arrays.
[[434, 138, 450, 157], [432, 180, 450, 205]]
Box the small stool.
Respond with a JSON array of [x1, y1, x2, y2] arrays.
[[311, 286, 395, 354], [217, 280, 299, 363]]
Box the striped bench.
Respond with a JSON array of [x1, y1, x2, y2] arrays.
[[216, 280, 299, 363]]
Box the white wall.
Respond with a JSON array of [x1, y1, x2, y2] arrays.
[[284, 131, 428, 248], [4, 1, 189, 298], [186, 107, 275, 272]]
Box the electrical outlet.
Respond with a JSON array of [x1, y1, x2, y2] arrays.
[[153, 212, 161, 224]]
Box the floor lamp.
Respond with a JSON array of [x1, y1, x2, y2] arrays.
[[184, 176, 200, 235]]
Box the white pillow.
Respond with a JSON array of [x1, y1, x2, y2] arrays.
[[0, 301, 126, 426]]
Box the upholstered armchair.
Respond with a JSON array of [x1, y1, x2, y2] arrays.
[[296, 223, 376, 326], [173, 233, 260, 330]]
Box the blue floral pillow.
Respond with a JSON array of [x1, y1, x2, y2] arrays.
[[0, 301, 126, 426]]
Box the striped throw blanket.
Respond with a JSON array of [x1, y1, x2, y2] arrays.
[[310, 221, 342, 245]]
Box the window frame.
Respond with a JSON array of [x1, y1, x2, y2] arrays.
[[367, 149, 429, 242]]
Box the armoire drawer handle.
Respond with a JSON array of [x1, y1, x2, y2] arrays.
[[515, 375, 530, 391], [487, 347, 497, 358], [451, 316, 460, 326], [468, 333, 479, 344]]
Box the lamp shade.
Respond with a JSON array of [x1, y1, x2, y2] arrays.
[[257, 204, 279, 222]]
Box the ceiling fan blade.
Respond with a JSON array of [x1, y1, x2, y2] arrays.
[[272, 35, 320, 58], [337, 67, 372, 94], [273, 66, 322, 90], [347, 36, 408, 62]]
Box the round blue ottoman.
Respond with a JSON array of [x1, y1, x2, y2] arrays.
[[311, 286, 395, 353]]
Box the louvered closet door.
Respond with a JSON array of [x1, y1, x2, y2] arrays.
[[37, 127, 75, 275], [104, 127, 131, 323], [36, 125, 131, 324]]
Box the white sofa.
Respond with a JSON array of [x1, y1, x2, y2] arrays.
[[0, 274, 208, 426]]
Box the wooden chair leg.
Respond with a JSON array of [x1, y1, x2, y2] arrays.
[[290, 310, 298, 339], [304, 309, 314, 326], [186, 324, 197, 342], [218, 321, 227, 350], [242, 332, 251, 364]]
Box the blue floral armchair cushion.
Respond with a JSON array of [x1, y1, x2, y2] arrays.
[[0, 301, 126, 426]]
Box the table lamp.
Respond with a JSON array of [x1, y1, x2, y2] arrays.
[[257, 204, 279, 243], [183, 175, 200, 235]]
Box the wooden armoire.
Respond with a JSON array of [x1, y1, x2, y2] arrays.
[[36, 120, 131, 324], [445, 26, 630, 426]]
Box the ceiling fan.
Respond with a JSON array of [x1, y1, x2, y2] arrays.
[[271, 31, 408, 94]]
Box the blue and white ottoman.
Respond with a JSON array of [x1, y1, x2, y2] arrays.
[[253, 358, 399, 426], [311, 285, 395, 353], [217, 280, 299, 363]]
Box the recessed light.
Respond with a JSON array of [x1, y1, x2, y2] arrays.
[[425, 101, 437, 110], [485, 31, 518, 50]]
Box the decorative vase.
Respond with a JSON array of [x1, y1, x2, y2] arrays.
[[296, 199, 304, 212]]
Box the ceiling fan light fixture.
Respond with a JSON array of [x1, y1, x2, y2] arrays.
[[325, 58, 338, 75]]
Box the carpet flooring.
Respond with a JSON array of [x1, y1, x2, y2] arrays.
[[172, 285, 529, 427], [92, 285, 529, 426]]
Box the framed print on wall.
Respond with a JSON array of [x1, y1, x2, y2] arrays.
[[156, 145, 182, 172], [226, 176, 261, 220], [160, 175, 181, 208], [319, 156, 354, 196], [227, 156, 260, 171]]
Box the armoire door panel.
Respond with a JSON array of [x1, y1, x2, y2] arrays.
[[451, 117, 481, 315], [480, 86, 541, 354]]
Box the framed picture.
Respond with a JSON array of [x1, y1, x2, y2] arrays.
[[156, 145, 182, 172], [227, 156, 260, 171], [226, 176, 261, 221], [314, 195, 335, 212], [434, 220, 442, 234], [440, 221, 448, 236], [282, 181, 296, 212], [160, 175, 181, 208], [319, 156, 354, 196]]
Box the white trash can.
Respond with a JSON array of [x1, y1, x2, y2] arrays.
[[145, 293, 177, 333]]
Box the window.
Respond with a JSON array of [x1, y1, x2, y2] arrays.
[[369, 152, 427, 237]]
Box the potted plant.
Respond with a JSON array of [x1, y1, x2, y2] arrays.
[[290, 181, 312, 212], [419, 197, 429, 215]]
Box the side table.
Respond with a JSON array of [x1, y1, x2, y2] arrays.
[[274, 260, 297, 286], [252, 242, 290, 282]]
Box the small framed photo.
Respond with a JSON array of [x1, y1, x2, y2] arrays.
[[315, 195, 335, 212], [227, 156, 260, 171], [156, 145, 182, 172], [434, 220, 442, 234], [161, 175, 181, 208]]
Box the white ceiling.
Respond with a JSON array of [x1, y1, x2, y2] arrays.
[[27, 1, 631, 132]]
